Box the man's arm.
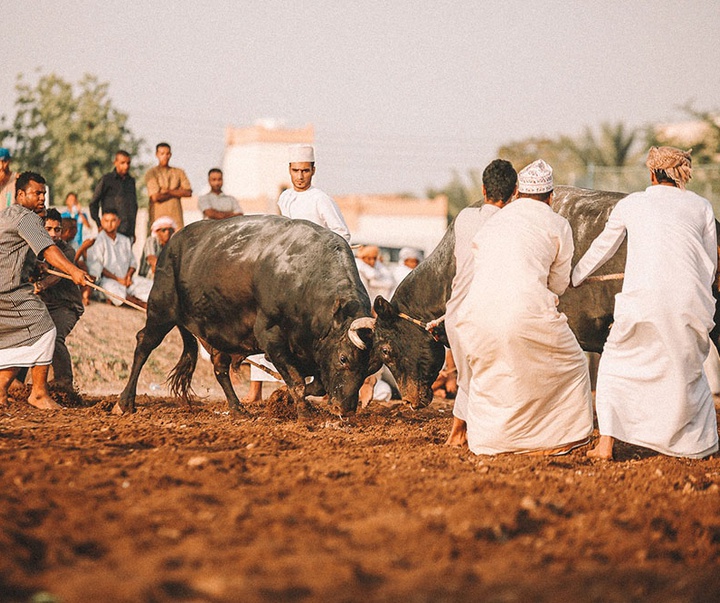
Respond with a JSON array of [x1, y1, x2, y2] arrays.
[[40, 245, 89, 286], [203, 208, 241, 220]]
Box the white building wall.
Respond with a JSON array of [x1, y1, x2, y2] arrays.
[[222, 143, 291, 200]]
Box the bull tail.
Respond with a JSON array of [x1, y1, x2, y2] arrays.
[[167, 326, 198, 405]]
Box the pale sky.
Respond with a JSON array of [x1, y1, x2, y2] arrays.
[[2, 0, 719, 198]]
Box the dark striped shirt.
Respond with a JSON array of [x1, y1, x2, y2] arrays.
[[0, 204, 55, 348]]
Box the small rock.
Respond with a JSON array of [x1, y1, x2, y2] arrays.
[[187, 455, 209, 468]]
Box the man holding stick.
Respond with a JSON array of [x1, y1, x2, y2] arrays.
[[0, 172, 89, 409]]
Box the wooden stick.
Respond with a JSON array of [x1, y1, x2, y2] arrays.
[[46, 268, 146, 312], [242, 357, 283, 380], [585, 273, 625, 283]]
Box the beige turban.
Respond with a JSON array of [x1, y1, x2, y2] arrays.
[[646, 146, 692, 189]]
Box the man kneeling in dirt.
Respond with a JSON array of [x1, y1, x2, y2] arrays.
[[87, 209, 152, 309]]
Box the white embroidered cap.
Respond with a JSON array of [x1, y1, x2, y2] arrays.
[[289, 144, 315, 163], [518, 159, 553, 194]]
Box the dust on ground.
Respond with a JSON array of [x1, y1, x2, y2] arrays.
[[1, 303, 720, 602]]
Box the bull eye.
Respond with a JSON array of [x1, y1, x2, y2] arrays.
[[381, 345, 391, 358], [340, 354, 348, 365]]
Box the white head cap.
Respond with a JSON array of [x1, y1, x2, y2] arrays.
[[289, 144, 315, 164], [398, 247, 421, 262], [518, 159, 553, 194]]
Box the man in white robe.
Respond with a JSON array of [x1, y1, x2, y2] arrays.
[[87, 210, 153, 308], [444, 159, 517, 447], [456, 159, 593, 455], [246, 145, 352, 403], [573, 146, 718, 460]]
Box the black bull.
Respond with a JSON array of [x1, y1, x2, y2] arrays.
[[115, 215, 376, 415], [372, 185, 720, 408]]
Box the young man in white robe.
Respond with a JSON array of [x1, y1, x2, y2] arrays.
[[455, 159, 593, 455], [573, 146, 718, 460], [245, 145, 352, 404], [444, 158, 517, 447]]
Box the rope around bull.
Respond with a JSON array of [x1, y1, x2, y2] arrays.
[[396, 272, 625, 335]]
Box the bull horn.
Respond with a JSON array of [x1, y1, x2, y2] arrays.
[[348, 317, 376, 350]]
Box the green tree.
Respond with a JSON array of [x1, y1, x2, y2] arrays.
[[0, 72, 146, 205]]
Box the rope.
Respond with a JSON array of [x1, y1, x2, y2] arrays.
[[46, 268, 145, 312], [585, 272, 624, 283]]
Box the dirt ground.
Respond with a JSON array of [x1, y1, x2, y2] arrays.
[[2, 303, 720, 603]]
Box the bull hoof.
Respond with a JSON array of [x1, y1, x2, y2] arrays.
[[111, 400, 133, 415], [230, 406, 251, 419]]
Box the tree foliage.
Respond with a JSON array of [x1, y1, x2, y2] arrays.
[[0, 72, 145, 204], [427, 169, 483, 222]]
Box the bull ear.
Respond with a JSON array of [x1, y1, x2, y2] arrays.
[[373, 296, 396, 319]]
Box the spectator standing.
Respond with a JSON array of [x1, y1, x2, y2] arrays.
[[0, 148, 17, 208], [198, 169, 243, 220], [90, 150, 138, 241], [246, 144, 351, 403], [277, 145, 350, 243], [144, 143, 191, 230], [355, 245, 395, 303]]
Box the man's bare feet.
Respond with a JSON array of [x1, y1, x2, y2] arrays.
[[27, 392, 62, 410], [241, 381, 263, 405], [359, 375, 376, 408], [444, 417, 468, 447], [587, 435, 614, 459]]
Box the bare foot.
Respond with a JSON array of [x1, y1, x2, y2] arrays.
[[444, 417, 468, 447], [27, 392, 62, 410], [587, 435, 614, 459]]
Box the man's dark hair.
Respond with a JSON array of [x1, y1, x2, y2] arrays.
[[652, 169, 676, 186], [45, 208, 62, 223], [116, 150, 131, 159], [521, 190, 553, 202], [208, 168, 223, 177], [102, 208, 119, 217], [156, 142, 171, 152], [15, 172, 46, 198], [61, 217, 76, 230], [482, 159, 517, 202]]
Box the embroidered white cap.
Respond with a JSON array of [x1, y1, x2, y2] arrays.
[[518, 159, 553, 194]]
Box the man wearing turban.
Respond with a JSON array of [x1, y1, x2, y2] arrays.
[[573, 147, 718, 459]]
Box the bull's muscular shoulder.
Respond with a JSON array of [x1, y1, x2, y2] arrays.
[[553, 185, 625, 261]]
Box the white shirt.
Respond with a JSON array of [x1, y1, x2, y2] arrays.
[[87, 230, 136, 280], [277, 186, 350, 243], [198, 191, 242, 216]]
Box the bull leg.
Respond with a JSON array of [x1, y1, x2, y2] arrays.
[[210, 348, 249, 416], [115, 320, 175, 414]]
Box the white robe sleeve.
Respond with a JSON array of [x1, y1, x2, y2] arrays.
[[548, 220, 574, 296], [317, 196, 351, 243], [571, 207, 627, 287], [703, 204, 718, 279]]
